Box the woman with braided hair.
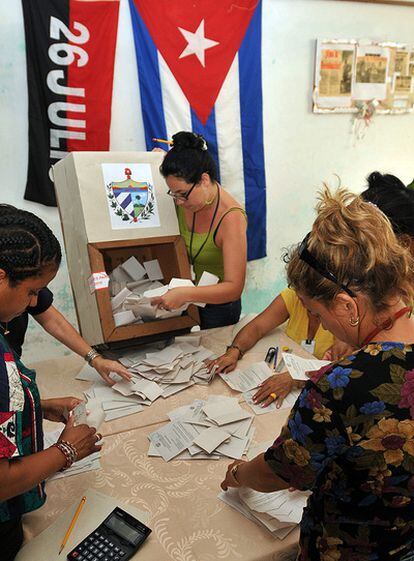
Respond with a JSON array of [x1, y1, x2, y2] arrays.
[[0, 208, 101, 560], [0, 205, 130, 386]]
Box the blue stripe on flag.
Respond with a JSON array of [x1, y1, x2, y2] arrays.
[[190, 108, 221, 183], [120, 194, 132, 209], [238, 0, 266, 260], [128, 0, 167, 150]]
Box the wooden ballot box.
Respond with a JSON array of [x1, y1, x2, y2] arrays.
[[52, 152, 199, 347]]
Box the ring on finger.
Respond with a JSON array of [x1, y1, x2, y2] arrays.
[[269, 392, 277, 401]]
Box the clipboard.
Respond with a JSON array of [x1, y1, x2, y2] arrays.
[[16, 489, 150, 561]]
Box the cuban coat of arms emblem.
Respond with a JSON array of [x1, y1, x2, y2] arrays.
[[102, 164, 160, 229]]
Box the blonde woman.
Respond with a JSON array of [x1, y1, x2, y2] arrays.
[[221, 187, 414, 561]]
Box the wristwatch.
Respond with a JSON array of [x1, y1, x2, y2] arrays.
[[226, 343, 244, 358]]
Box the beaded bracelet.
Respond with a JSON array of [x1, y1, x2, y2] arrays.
[[52, 441, 78, 470]]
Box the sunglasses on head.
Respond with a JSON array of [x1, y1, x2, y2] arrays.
[[167, 181, 197, 201], [298, 233, 356, 298]]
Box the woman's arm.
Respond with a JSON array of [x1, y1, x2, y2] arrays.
[[0, 447, 66, 501], [221, 454, 289, 492], [34, 306, 131, 384], [0, 415, 99, 502], [207, 294, 290, 373]]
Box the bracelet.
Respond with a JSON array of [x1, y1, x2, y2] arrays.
[[230, 463, 242, 484], [226, 344, 244, 358], [84, 348, 101, 365], [52, 440, 78, 471]]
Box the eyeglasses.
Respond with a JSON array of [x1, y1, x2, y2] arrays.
[[167, 181, 197, 201], [298, 233, 356, 297]]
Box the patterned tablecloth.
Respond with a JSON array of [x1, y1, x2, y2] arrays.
[[24, 324, 308, 561]]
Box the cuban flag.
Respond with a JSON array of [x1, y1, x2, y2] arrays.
[[128, 0, 266, 261]]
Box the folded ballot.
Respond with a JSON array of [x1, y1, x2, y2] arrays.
[[218, 487, 309, 540], [219, 362, 272, 392], [80, 339, 218, 423], [147, 396, 254, 462], [282, 352, 330, 381], [109, 255, 221, 327]]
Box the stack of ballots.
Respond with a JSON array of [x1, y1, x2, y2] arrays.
[[80, 338, 218, 422], [147, 395, 255, 461], [110, 256, 219, 327], [218, 486, 309, 539]]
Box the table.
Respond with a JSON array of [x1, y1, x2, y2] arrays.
[[24, 324, 309, 561]]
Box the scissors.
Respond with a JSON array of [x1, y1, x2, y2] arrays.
[[265, 347, 276, 363]]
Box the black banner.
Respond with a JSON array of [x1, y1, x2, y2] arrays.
[[22, 0, 69, 206], [21, 0, 119, 206]]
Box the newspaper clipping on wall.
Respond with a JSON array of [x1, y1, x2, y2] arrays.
[[314, 39, 414, 114]]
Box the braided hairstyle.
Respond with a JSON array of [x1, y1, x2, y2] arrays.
[[159, 131, 218, 184], [0, 205, 61, 286]]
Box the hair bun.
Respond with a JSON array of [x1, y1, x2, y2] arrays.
[[171, 131, 207, 151], [366, 171, 406, 192]]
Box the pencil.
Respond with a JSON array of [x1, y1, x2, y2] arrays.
[[152, 137, 173, 145], [59, 495, 87, 555]]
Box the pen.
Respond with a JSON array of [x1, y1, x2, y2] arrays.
[[275, 347, 291, 373], [59, 495, 87, 555], [272, 347, 279, 371], [152, 137, 173, 145]]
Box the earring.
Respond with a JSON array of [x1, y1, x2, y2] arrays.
[[349, 316, 360, 327]]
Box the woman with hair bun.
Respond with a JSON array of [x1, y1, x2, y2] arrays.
[[0, 208, 101, 560], [361, 171, 414, 250], [154, 131, 247, 329], [221, 187, 414, 561], [322, 171, 414, 361]]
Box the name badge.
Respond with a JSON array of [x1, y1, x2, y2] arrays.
[[190, 264, 196, 281], [301, 339, 316, 355]]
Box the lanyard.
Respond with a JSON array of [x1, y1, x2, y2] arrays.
[[361, 306, 411, 346], [189, 186, 221, 266]]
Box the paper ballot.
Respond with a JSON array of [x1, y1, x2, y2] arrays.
[[218, 487, 309, 540], [148, 421, 200, 461], [192, 427, 230, 454], [219, 362, 272, 392], [282, 352, 330, 381]]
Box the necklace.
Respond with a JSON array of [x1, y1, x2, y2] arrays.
[[0, 322, 10, 336], [361, 306, 411, 346]]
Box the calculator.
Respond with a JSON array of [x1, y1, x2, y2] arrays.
[[67, 507, 151, 561]]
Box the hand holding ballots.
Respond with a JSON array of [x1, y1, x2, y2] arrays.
[[218, 487, 309, 540], [109, 255, 219, 327], [77, 338, 218, 422]]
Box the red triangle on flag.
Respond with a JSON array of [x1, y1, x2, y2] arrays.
[[133, 0, 259, 125]]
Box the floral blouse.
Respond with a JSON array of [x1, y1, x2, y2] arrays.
[[264, 342, 414, 561]]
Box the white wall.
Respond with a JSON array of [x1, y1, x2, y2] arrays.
[[1, 0, 414, 361]]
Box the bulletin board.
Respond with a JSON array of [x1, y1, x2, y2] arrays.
[[313, 39, 414, 113]]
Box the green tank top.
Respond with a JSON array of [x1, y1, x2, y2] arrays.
[[177, 205, 246, 283]]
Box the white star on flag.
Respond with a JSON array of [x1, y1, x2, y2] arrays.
[[178, 20, 219, 67]]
